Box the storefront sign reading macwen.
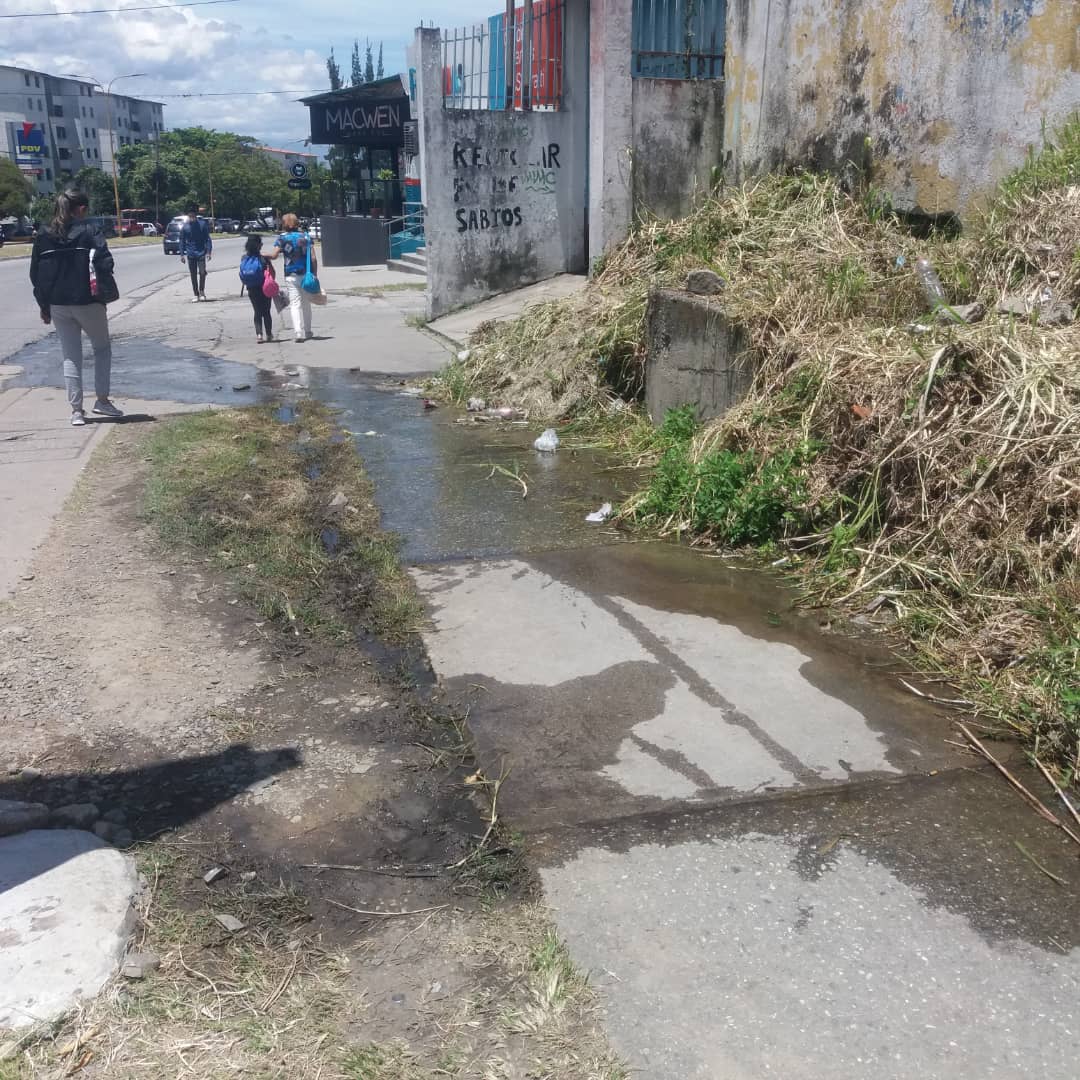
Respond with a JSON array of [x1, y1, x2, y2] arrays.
[[308, 99, 405, 147]]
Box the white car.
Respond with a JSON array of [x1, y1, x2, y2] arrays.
[[139, 222, 159, 236]]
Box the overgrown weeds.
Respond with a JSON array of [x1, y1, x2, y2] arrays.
[[442, 116, 1080, 779], [143, 402, 421, 642]]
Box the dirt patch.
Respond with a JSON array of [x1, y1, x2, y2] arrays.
[[0, 423, 625, 1078]]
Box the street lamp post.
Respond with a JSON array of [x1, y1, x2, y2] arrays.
[[64, 72, 145, 235]]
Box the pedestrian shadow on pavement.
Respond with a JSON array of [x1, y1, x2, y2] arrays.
[[0, 743, 301, 894]]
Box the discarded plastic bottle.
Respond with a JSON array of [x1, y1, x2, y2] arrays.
[[914, 257, 946, 308]]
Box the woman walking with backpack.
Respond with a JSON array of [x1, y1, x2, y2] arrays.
[[265, 213, 316, 343], [239, 235, 275, 343], [29, 188, 122, 426]]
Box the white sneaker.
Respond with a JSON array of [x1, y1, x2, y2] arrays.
[[191, 296, 201, 303], [93, 399, 124, 418], [200, 292, 207, 301], [70, 410, 86, 426], [305, 331, 314, 340]]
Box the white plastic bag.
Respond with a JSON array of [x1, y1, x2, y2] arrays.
[[586, 503, 613, 523], [533, 428, 559, 453]]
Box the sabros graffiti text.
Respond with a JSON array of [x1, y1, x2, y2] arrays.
[[456, 206, 524, 232]]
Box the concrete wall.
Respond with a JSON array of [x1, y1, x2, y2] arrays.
[[417, 5, 589, 320], [724, 0, 1080, 218], [644, 288, 757, 423], [589, 0, 727, 261], [632, 78, 726, 222], [589, 0, 635, 261]]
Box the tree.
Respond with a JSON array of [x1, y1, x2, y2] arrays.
[[29, 193, 55, 226], [364, 39, 375, 84], [73, 166, 116, 214], [327, 48, 343, 91], [376, 42, 384, 79], [351, 39, 364, 86], [0, 158, 32, 218]]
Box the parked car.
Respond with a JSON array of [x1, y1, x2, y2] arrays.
[[242, 220, 263, 232], [139, 222, 159, 236], [163, 217, 185, 254]]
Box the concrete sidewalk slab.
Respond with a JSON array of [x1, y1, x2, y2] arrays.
[[0, 829, 138, 1029], [427, 274, 587, 344], [0, 387, 209, 600], [414, 542, 963, 830], [534, 768, 1080, 1079]]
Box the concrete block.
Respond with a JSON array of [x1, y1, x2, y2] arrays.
[[0, 801, 49, 838], [644, 288, 757, 424], [0, 829, 138, 1028]]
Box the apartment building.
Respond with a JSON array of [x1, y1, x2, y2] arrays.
[[0, 64, 165, 195], [259, 145, 318, 174]]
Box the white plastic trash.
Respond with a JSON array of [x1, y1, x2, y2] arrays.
[[534, 428, 559, 453], [457, 349, 471, 362], [586, 503, 613, 523], [467, 397, 486, 412]]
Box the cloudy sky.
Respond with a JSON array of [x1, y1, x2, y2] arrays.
[[2, 0, 499, 148]]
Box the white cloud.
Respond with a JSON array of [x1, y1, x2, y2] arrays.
[[1, 0, 501, 147]]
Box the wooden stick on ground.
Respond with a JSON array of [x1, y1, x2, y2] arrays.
[[958, 724, 1080, 850]]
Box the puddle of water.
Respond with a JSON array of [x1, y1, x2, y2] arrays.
[[305, 369, 642, 564]]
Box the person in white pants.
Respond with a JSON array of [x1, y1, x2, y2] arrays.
[[265, 213, 316, 343], [29, 188, 122, 425]]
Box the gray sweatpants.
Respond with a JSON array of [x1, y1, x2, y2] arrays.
[[52, 303, 112, 413]]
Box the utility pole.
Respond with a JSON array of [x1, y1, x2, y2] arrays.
[[64, 72, 145, 236], [153, 132, 160, 226]]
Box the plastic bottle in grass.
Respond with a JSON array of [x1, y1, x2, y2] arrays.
[[914, 257, 946, 307]]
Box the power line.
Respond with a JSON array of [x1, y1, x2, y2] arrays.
[[149, 89, 329, 98], [0, 0, 238, 19]]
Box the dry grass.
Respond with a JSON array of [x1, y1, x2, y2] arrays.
[[440, 118, 1079, 778], [11, 844, 363, 1079], [143, 401, 422, 642]]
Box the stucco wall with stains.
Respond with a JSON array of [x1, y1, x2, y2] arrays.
[[724, 0, 1079, 217]]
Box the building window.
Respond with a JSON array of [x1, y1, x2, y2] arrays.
[[56, 126, 67, 138], [90, 107, 94, 117], [92, 128, 96, 138], [84, 127, 89, 137], [34, 76, 40, 88], [45, 168, 52, 180], [59, 147, 71, 160], [53, 105, 63, 117], [37, 99, 43, 111], [632, 0, 726, 79], [27, 97, 33, 110], [24, 73, 30, 87]]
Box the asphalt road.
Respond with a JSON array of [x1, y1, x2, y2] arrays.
[[0, 236, 246, 363]]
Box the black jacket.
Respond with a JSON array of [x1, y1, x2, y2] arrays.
[[30, 222, 114, 314]]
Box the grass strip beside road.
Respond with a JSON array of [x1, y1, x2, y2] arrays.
[[143, 401, 421, 642]]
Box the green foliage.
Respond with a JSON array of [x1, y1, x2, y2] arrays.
[[29, 193, 55, 225], [633, 407, 816, 545], [114, 127, 330, 221], [73, 165, 116, 213], [327, 47, 343, 90], [0, 157, 32, 217]]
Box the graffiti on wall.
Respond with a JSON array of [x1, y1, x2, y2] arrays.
[[451, 140, 562, 232]]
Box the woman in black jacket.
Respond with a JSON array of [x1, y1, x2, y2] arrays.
[[30, 188, 122, 426]]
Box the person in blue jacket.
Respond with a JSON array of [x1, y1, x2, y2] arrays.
[[180, 203, 212, 301]]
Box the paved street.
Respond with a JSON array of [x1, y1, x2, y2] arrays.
[[0, 238, 246, 364]]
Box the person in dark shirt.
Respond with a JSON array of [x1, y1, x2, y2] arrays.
[[180, 202, 213, 301], [29, 188, 122, 426]]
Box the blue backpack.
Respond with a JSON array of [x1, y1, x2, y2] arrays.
[[239, 254, 264, 288]]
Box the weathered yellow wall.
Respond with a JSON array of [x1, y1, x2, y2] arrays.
[[724, 0, 1080, 217]]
